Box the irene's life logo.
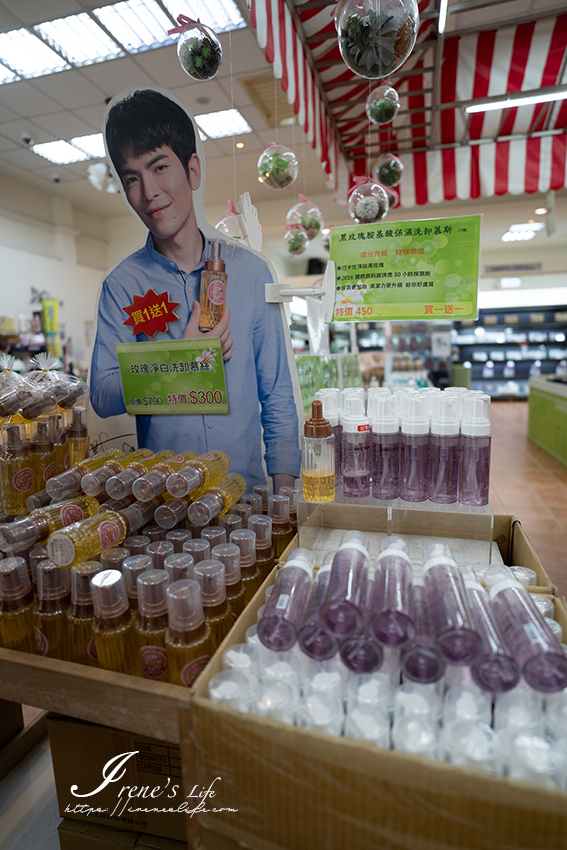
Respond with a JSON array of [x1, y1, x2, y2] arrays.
[[66, 751, 237, 818]]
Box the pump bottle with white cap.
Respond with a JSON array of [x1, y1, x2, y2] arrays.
[[257, 547, 314, 652], [459, 393, 491, 506], [429, 392, 460, 503], [298, 553, 338, 660], [369, 536, 416, 649], [320, 530, 369, 639], [371, 393, 400, 500], [400, 392, 430, 502], [465, 579, 520, 693], [342, 395, 371, 498], [401, 579, 446, 684]]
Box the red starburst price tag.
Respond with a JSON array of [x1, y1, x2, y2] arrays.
[[123, 288, 180, 339]]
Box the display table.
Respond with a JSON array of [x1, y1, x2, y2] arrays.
[[528, 376, 567, 467]]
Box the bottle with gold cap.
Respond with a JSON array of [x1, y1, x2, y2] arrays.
[[166, 450, 230, 500], [187, 473, 246, 527], [165, 579, 213, 687], [46, 448, 125, 502], [212, 543, 246, 622], [136, 569, 171, 682], [34, 560, 72, 660], [67, 561, 102, 666], [302, 399, 335, 503], [268, 495, 294, 559], [132, 451, 198, 502], [81, 448, 155, 497], [194, 559, 233, 649], [91, 569, 140, 676], [230, 529, 261, 605], [0, 495, 101, 552], [65, 407, 89, 468], [30, 417, 56, 492], [0, 422, 33, 515], [0, 556, 36, 653], [248, 515, 275, 580], [106, 450, 176, 500]]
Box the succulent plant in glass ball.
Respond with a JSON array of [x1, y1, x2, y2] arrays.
[[366, 84, 400, 125], [348, 180, 389, 224], [258, 144, 299, 190], [285, 226, 309, 255], [286, 196, 324, 240], [374, 152, 404, 187], [177, 24, 222, 81], [338, 0, 419, 79]]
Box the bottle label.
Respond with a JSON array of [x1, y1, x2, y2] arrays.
[[275, 594, 290, 611], [60, 504, 85, 525], [207, 280, 226, 306], [47, 533, 76, 567], [199, 453, 215, 460], [12, 467, 33, 493], [140, 645, 169, 679], [98, 520, 121, 551], [34, 627, 49, 656], [180, 654, 211, 688], [231, 611, 238, 624], [87, 636, 99, 663], [171, 455, 186, 464], [357, 424, 370, 432], [43, 462, 56, 482], [523, 622, 548, 649]]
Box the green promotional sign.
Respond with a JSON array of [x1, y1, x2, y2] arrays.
[[116, 339, 227, 415], [330, 215, 481, 322]]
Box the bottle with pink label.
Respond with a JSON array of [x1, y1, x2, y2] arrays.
[[341, 396, 371, 498], [166, 579, 213, 687], [199, 240, 228, 330], [136, 569, 171, 681], [0, 422, 33, 515], [67, 561, 102, 666]]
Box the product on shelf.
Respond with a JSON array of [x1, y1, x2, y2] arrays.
[[302, 400, 335, 503], [81, 448, 155, 497], [91, 569, 140, 676], [46, 448, 125, 502], [258, 548, 314, 652], [165, 579, 213, 687], [0, 556, 36, 654], [135, 569, 171, 681]]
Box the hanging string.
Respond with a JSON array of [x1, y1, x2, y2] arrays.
[[274, 73, 279, 144], [229, 30, 237, 205], [366, 80, 372, 178]]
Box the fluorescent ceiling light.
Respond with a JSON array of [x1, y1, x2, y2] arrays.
[[0, 28, 70, 78], [534, 207, 548, 215], [71, 133, 106, 158], [438, 0, 448, 34], [466, 89, 567, 113], [501, 222, 545, 242], [500, 278, 521, 289], [34, 13, 124, 66], [162, 0, 246, 33], [0, 63, 18, 84], [195, 109, 252, 138], [32, 141, 90, 164], [93, 0, 175, 53]]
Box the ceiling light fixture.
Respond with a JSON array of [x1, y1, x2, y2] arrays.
[[501, 222, 545, 242], [70, 133, 106, 158], [236, 142, 245, 148], [92, 0, 174, 54], [534, 207, 548, 215], [466, 87, 567, 114], [0, 28, 70, 78], [34, 13, 124, 66], [32, 140, 90, 165], [500, 278, 522, 289], [437, 0, 448, 34], [195, 109, 252, 139], [161, 0, 246, 33]]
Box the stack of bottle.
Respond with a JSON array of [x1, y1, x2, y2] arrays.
[[310, 386, 491, 506], [208, 533, 567, 786]]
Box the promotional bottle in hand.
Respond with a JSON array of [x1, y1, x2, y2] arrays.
[[199, 240, 227, 330]]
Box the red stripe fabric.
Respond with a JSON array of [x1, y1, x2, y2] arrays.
[[292, 29, 300, 115], [494, 141, 510, 195], [532, 14, 567, 132], [265, 0, 274, 63], [413, 151, 428, 205], [440, 37, 459, 144], [524, 137, 541, 194], [499, 22, 535, 137], [278, 0, 288, 92], [250, 0, 256, 30], [468, 30, 497, 141], [442, 148, 457, 200], [550, 134, 567, 190], [470, 146, 481, 199]]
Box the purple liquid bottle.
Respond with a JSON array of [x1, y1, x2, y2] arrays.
[[371, 393, 400, 500], [316, 389, 341, 487], [298, 555, 338, 660], [459, 393, 491, 506], [490, 578, 567, 692], [257, 548, 314, 652], [341, 396, 371, 498], [466, 580, 520, 693], [320, 530, 369, 639], [429, 393, 460, 504], [400, 392, 429, 502], [369, 536, 416, 648], [339, 622, 383, 674], [422, 542, 482, 665], [401, 581, 446, 684]]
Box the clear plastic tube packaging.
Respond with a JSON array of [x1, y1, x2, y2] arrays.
[[422, 542, 482, 665], [320, 531, 369, 639], [490, 577, 567, 692], [400, 392, 429, 502], [346, 674, 393, 715], [441, 720, 494, 773], [401, 580, 446, 684], [443, 687, 492, 727], [507, 734, 559, 786], [341, 396, 371, 498], [257, 548, 314, 651], [371, 393, 400, 500], [392, 715, 439, 759], [345, 704, 390, 747], [303, 658, 346, 702], [208, 670, 252, 713], [466, 580, 520, 692], [369, 536, 415, 649], [316, 389, 341, 486], [254, 680, 297, 724], [222, 643, 259, 690], [339, 618, 383, 675], [296, 693, 344, 736], [429, 393, 460, 504], [459, 393, 491, 506], [298, 554, 338, 661]]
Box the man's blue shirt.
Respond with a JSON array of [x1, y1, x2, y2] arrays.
[[90, 233, 301, 488]]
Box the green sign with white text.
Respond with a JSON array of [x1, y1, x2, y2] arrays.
[[330, 215, 481, 322], [116, 339, 227, 415]]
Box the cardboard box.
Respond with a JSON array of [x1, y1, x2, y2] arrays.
[[57, 819, 188, 850], [186, 516, 566, 850], [0, 699, 23, 750], [48, 715, 187, 842]]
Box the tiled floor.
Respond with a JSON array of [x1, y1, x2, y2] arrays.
[[489, 400, 567, 597]]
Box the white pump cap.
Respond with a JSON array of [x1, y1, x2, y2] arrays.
[[371, 393, 398, 435], [489, 576, 525, 601], [367, 387, 392, 420], [423, 541, 456, 573], [461, 393, 491, 437], [340, 387, 365, 419], [401, 392, 429, 436], [430, 393, 460, 437], [342, 395, 370, 434], [316, 390, 339, 427]]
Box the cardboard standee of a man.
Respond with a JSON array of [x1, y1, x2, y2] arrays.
[[89, 87, 302, 492]]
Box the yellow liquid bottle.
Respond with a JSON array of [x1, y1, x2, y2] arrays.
[[165, 579, 213, 687], [302, 400, 335, 503], [230, 530, 262, 605], [302, 469, 335, 503], [187, 473, 246, 527], [66, 407, 89, 468], [248, 515, 275, 581], [1, 422, 33, 515], [81, 448, 155, 497], [0, 556, 36, 654], [132, 451, 198, 502], [195, 560, 233, 650], [46, 448, 125, 502], [0, 494, 101, 550], [53, 412, 68, 475], [135, 570, 171, 682], [268, 495, 294, 559], [166, 450, 230, 499], [34, 560, 72, 660], [199, 240, 227, 330], [106, 450, 176, 500], [278, 486, 299, 537], [30, 417, 56, 493], [66, 562, 101, 666], [91, 569, 140, 676]]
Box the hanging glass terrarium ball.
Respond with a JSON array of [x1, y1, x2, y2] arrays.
[[374, 152, 404, 187], [286, 195, 324, 240], [366, 84, 400, 125], [285, 225, 310, 255], [338, 0, 419, 79], [384, 185, 400, 209], [348, 180, 389, 224], [177, 21, 222, 81], [258, 144, 299, 190], [215, 213, 244, 240]]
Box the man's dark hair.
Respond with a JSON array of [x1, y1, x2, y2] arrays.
[[106, 89, 197, 179]]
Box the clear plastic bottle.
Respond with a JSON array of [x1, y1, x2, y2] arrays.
[[26, 488, 52, 513], [0, 423, 33, 515], [200, 526, 226, 550], [65, 407, 89, 469], [106, 450, 176, 500], [459, 393, 491, 506], [0, 556, 36, 653], [258, 548, 314, 651], [371, 393, 400, 500], [199, 240, 228, 330], [232, 502, 252, 529], [341, 396, 371, 498], [465, 579, 520, 693], [165, 529, 192, 553], [136, 569, 171, 681], [123, 554, 154, 612], [248, 515, 274, 580], [253, 486, 270, 515], [145, 540, 174, 569], [490, 578, 567, 692], [194, 559, 233, 649], [302, 400, 335, 503], [187, 473, 247, 526], [46, 448, 125, 501], [278, 486, 299, 537], [218, 514, 243, 537], [230, 529, 261, 604], [400, 392, 429, 502], [154, 496, 191, 529], [164, 552, 194, 584], [401, 580, 445, 684], [29, 544, 47, 594], [268, 495, 294, 559], [53, 412, 68, 475], [132, 451, 198, 501], [67, 561, 102, 666], [320, 530, 369, 638], [81, 449, 154, 497], [91, 569, 140, 676], [369, 536, 416, 649], [316, 389, 341, 486], [182, 538, 211, 565], [240, 493, 262, 517], [30, 417, 56, 493], [124, 535, 151, 557], [298, 554, 339, 660], [422, 542, 482, 665], [166, 450, 230, 499], [429, 393, 460, 504], [212, 543, 246, 622], [0, 494, 101, 552], [34, 560, 72, 660], [142, 523, 167, 543], [165, 579, 213, 687], [100, 547, 129, 573]]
